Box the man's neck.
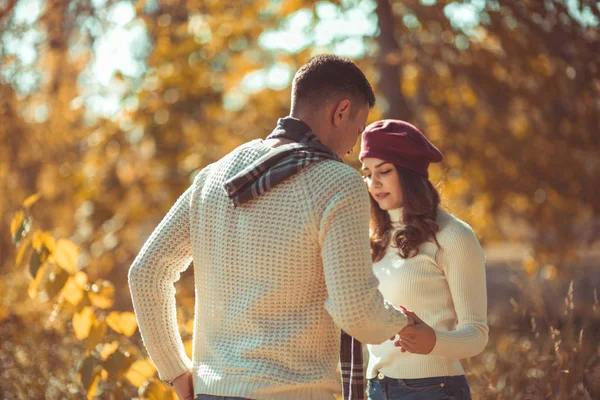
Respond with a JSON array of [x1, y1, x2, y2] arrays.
[[289, 111, 330, 148]]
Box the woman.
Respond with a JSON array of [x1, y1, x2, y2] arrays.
[[359, 120, 488, 400]]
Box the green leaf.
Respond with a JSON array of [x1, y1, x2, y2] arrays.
[[102, 348, 134, 381], [28, 261, 68, 302], [78, 354, 101, 392], [29, 248, 44, 279], [29, 245, 51, 279], [45, 264, 70, 300], [11, 211, 31, 246]]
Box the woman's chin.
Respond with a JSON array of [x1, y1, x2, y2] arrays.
[[377, 202, 392, 211], [377, 200, 401, 211]]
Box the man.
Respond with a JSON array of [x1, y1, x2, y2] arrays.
[[128, 54, 411, 400]]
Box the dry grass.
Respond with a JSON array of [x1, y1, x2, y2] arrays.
[[1, 269, 598, 399], [465, 276, 599, 399]]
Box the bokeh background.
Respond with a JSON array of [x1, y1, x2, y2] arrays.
[[1, 0, 599, 399]]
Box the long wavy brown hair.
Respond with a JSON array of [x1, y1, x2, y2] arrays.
[[370, 166, 441, 262]]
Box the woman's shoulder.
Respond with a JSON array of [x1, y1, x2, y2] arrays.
[[435, 209, 480, 247]]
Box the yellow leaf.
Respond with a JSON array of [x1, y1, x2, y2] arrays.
[[125, 358, 156, 387], [27, 262, 68, 302], [16, 235, 32, 265], [32, 231, 56, 252], [10, 211, 25, 239], [78, 355, 101, 395], [141, 379, 176, 400], [61, 271, 88, 305], [54, 238, 80, 274], [73, 306, 95, 340], [86, 318, 107, 353], [100, 341, 120, 360], [106, 311, 138, 337], [89, 280, 115, 309], [28, 264, 47, 299], [87, 374, 100, 400], [23, 193, 41, 209]]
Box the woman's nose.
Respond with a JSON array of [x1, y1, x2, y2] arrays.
[[369, 177, 382, 189]]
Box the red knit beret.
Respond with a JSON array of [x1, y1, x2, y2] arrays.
[[359, 119, 443, 178]]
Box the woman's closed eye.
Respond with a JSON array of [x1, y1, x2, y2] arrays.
[[363, 170, 391, 179]]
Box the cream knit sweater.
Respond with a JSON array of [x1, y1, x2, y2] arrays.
[[128, 139, 409, 400], [366, 208, 488, 380]]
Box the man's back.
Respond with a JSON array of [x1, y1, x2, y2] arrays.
[[191, 139, 373, 398], [129, 138, 405, 399]]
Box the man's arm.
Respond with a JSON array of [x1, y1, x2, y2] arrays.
[[128, 183, 196, 383], [318, 169, 409, 344]]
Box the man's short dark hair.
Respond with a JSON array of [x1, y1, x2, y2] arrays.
[[291, 54, 376, 111]]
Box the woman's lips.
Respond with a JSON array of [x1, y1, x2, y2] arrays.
[[375, 193, 390, 200]]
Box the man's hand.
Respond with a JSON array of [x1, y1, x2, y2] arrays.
[[394, 309, 436, 354], [389, 306, 415, 340], [172, 371, 194, 400]]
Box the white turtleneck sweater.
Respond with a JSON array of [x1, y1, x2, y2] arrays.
[[366, 208, 488, 379]]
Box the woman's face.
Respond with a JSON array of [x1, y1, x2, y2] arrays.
[[361, 157, 403, 210]]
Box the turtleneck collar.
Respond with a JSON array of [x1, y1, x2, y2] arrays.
[[387, 208, 405, 228]]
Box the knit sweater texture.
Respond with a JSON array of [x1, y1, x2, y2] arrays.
[[128, 139, 409, 399], [366, 208, 488, 380]]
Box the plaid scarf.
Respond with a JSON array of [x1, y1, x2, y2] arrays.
[[224, 117, 341, 207], [224, 117, 365, 399], [340, 332, 365, 400]]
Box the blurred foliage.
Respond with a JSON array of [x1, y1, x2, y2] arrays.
[[375, 0, 600, 265], [4, 197, 179, 398], [1, 0, 599, 399]]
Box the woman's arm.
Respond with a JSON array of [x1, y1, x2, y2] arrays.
[[428, 222, 489, 358]]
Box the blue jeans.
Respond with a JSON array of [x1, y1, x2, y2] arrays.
[[196, 396, 251, 400], [367, 375, 472, 400]]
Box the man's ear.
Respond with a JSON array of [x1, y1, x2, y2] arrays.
[[332, 99, 351, 127]]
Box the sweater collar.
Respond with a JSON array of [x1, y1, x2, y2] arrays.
[[387, 207, 405, 228]]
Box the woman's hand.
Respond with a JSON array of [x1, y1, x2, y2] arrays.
[[172, 371, 194, 400], [394, 309, 436, 354], [389, 310, 415, 341]]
